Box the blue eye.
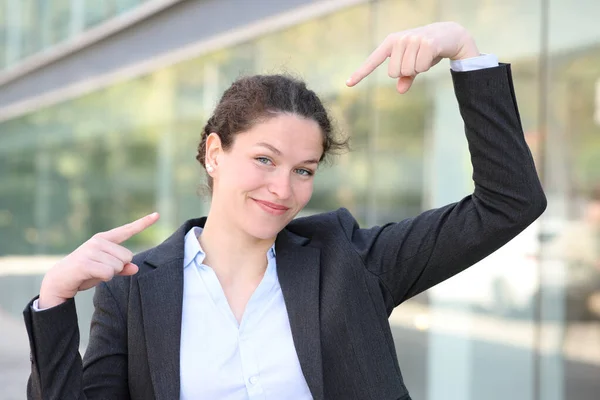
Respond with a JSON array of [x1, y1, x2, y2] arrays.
[[295, 168, 313, 177], [256, 157, 272, 165]]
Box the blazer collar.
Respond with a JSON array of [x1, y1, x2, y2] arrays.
[[144, 218, 206, 268], [137, 218, 324, 400]]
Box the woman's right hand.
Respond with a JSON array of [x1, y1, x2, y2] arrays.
[[38, 212, 160, 309]]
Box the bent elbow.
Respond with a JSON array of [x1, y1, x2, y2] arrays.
[[521, 186, 547, 225]]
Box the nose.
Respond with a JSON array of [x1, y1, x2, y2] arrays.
[[268, 171, 292, 200]]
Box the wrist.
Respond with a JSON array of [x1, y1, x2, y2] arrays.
[[39, 278, 69, 309], [38, 293, 68, 309]]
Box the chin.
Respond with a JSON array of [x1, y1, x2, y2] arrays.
[[239, 198, 299, 240], [243, 221, 287, 241]]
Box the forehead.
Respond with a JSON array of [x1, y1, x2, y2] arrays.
[[234, 114, 324, 156]]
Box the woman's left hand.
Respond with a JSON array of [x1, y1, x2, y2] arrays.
[[346, 22, 480, 93]]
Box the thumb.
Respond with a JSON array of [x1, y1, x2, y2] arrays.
[[119, 263, 139, 276], [396, 75, 416, 94]]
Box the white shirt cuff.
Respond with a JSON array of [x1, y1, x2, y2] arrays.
[[32, 299, 51, 312], [450, 53, 499, 72]]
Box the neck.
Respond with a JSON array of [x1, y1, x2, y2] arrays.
[[199, 207, 274, 282]]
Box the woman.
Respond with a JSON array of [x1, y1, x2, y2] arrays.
[[23, 22, 546, 400]]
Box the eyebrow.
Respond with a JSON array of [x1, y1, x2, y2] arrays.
[[256, 142, 320, 165]]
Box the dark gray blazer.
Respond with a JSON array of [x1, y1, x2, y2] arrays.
[[23, 64, 546, 400]]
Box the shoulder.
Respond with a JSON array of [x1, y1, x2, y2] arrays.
[[100, 247, 156, 297], [285, 207, 359, 241], [97, 218, 197, 302], [131, 247, 157, 272]]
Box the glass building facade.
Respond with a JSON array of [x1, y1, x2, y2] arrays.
[[0, 0, 150, 70], [1, 1, 599, 399]]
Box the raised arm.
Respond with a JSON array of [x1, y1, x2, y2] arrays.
[[342, 22, 546, 312]]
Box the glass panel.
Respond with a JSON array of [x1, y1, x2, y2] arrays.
[[46, 0, 72, 46], [18, 0, 39, 59], [12, 0, 73, 60], [84, 0, 113, 28], [0, 0, 148, 70], [4, 0, 22, 66], [0, 0, 6, 68], [0, 118, 38, 256], [541, 1, 600, 399], [116, 0, 145, 14]]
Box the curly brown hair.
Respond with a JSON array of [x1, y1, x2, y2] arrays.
[[196, 74, 348, 190]]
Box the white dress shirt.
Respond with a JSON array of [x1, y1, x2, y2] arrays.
[[179, 226, 312, 400]]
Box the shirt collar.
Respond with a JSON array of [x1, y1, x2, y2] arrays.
[[183, 226, 205, 268], [183, 226, 276, 269]]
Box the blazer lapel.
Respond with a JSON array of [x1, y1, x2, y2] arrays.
[[137, 218, 204, 400], [276, 229, 324, 400]]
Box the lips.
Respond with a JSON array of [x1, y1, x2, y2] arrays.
[[252, 199, 290, 215]]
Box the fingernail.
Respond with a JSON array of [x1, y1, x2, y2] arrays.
[[346, 77, 353, 85]]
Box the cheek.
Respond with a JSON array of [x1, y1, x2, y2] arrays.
[[294, 180, 314, 207], [223, 160, 266, 191]]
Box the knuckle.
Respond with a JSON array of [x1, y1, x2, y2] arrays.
[[81, 262, 97, 278], [401, 67, 414, 77], [91, 232, 104, 241], [88, 236, 104, 250], [416, 64, 430, 74], [400, 34, 412, 45], [98, 267, 114, 282], [118, 261, 127, 273]]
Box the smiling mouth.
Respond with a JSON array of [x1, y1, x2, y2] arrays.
[[252, 199, 290, 215]]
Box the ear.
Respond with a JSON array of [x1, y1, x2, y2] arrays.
[[205, 133, 222, 172]]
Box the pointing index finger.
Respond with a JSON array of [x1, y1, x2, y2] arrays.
[[99, 212, 160, 244], [346, 36, 394, 87]]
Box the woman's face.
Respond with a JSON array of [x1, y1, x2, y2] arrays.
[[208, 113, 324, 240]]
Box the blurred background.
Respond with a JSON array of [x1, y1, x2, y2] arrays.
[[0, 0, 599, 399]]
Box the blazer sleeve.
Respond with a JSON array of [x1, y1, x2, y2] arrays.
[[337, 64, 547, 312], [22, 282, 130, 400]]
